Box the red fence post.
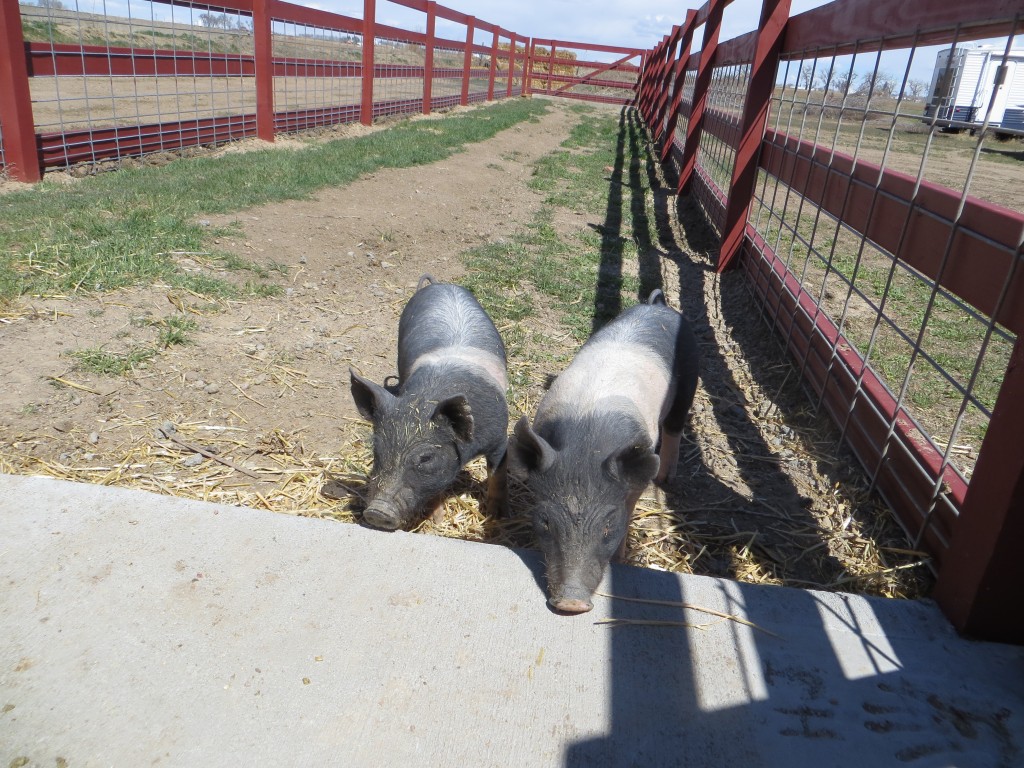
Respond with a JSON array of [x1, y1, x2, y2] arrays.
[[645, 36, 669, 125], [487, 29, 498, 100], [251, 0, 275, 142], [651, 34, 675, 140], [507, 34, 516, 97], [423, 0, 435, 115], [360, 0, 376, 126], [653, 27, 682, 142], [634, 40, 659, 123], [716, 0, 791, 272], [547, 43, 556, 95], [0, 0, 41, 181], [677, 0, 725, 196], [933, 335, 1024, 643], [659, 10, 698, 163], [525, 38, 535, 95], [461, 17, 475, 106]]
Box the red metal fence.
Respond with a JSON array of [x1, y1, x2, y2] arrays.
[[0, 0, 531, 180], [636, 0, 1024, 643]]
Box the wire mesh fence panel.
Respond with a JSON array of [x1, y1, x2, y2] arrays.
[[271, 20, 362, 133], [742, 19, 1024, 566], [23, 0, 256, 168], [430, 44, 464, 110], [373, 36, 427, 118], [2, 0, 528, 175]]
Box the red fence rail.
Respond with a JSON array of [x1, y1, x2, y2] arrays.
[[0, 0, 529, 181], [636, 0, 1024, 643]]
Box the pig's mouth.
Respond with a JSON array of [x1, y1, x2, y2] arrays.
[[361, 499, 411, 531], [547, 580, 596, 614], [549, 595, 594, 614]]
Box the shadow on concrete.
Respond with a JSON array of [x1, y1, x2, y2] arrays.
[[563, 566, 1020, 766]]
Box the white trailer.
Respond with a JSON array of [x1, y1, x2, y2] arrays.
[[924, 46, 1024, 134]]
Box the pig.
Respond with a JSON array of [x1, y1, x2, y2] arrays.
[[509, 290, 699, 613], [350, 275, 509, 531]]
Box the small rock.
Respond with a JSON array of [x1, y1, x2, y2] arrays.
[[298, 255, 308, 264], [54, 419, 74, 433], [380, 261, 394, 269], [88, 432, 100, 445], [204, 383, 220, 394], [182, 453, 204, 467], [252, 374, 268, 386], [192, 379, 207, 390], [285, 288, 294, 298], [183, 371, 201, 383], [198, 219, 211, 227]]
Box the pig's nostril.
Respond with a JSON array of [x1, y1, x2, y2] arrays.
[[550, 597, 593, 614], [362, 505, 402, 531]]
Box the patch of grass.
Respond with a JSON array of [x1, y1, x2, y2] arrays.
[[68, 346, 157, 376], [157, 315, 198, 348], [464, 108, 652, 343], [0, 98, 548, 303]]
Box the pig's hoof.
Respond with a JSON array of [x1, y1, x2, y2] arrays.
[[362, 506, 402, 531], [549, 597, 594, 614]]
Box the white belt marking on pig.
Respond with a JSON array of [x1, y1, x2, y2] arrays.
[[540, 341, 671, 439], [409, 347, 508, 392]]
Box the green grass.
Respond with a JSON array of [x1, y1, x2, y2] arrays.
[[463, 107, 656, 346], [67, 346, 158, 376], [0, 98, 548, 303]]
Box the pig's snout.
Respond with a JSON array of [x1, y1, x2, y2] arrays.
[[362, 500, 404, 531], [550, 595, 594, 614]]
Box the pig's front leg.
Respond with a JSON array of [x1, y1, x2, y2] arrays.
[[484, 442, 509, 516]]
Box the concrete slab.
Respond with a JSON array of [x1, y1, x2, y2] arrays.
[[1, 473, 1022, 767]]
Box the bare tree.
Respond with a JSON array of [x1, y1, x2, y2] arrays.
[[37, 0, 65, 8], [798, 62, 816, 90], [831, 71, 857, 96], [907, 79, 929, 99], [858, 70, 897, 99]]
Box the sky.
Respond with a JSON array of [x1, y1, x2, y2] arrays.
[[75, 0, 1022, 86], [319, 0, 955, 83]]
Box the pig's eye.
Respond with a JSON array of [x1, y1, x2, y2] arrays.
[[413, 451, 436, 468], [538, 516, 550, 532]]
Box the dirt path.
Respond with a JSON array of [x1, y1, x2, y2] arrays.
[[0, 99, 929, 599]]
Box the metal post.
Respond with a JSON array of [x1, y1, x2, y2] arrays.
[[716, 0, 792, 272], [547, 43, 556, 95], [507, 34, 516, 97], [677, 0, 725, 196], [934, 335, 1024, 643], [461, 16, 475, 106], [423, 1, 435, 115], [524, 38, 535, 96], [653, 27, 682, 142], [487, 29, 498, 100], [360, 0, 376, 126], [0, 0, 41, 181], [252, 0, 275, 141], [660, 11, 698, 163]]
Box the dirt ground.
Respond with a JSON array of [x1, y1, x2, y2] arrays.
[[0, 98, 931, 599]]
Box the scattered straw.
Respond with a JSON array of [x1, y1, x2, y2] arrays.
[[595, 591, 782, 638]]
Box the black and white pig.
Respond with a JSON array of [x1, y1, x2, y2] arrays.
[[510, 290, 700, 613], [350, 276, 509, 531]]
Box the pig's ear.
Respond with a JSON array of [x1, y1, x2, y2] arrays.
[[350, 368, 395, 422], [510, 416, 556, 474], [432, 395, 474, 442], [605, 443, 660, 487]]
